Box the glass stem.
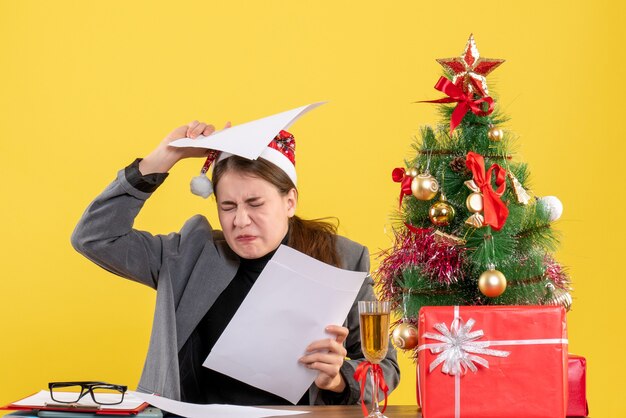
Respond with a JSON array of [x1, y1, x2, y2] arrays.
[[371, 367, 380, 414]]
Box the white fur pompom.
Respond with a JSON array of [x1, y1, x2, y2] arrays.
[[190, 175, 214, 198]]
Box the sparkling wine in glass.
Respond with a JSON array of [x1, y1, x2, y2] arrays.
[[358, 300, 391, 418]]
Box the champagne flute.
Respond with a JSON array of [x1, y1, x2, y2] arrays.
[[358, 300, 391, 418]]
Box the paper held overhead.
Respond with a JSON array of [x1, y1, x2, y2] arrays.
[[169, 102, 327, 160]]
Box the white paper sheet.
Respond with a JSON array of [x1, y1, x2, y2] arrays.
[[168, 102, 326, 159], [12, 390, 145, 410], [130, 392, 309, 418], [203, 245, 367, 404]]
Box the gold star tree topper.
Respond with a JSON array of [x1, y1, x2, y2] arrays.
[[436, 34, 505, 97]]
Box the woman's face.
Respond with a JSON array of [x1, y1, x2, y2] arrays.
[[216, 171, 297, 259]]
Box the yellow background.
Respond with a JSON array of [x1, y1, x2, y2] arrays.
[[1, 1, 623, 417]]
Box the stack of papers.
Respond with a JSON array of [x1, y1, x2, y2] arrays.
[[131, 392, 309, 418], [2, 391, 310, 418], [4, 390, 147, 414]]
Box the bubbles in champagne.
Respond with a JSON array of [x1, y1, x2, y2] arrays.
[[359, 313, 390, 363]]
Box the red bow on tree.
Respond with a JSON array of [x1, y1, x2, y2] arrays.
[[353, 361, 389, 417], [420, 76, 495, 133], [391, 168, 413, 209], [466, 151, 509, 231]]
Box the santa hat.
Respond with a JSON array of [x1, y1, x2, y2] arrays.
[[169, 102, 325, 198]]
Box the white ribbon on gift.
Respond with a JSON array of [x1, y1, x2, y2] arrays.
[[417, 306, 568, 418], [418, 315, 511, 375]]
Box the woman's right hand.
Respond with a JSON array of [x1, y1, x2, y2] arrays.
[[139, 120, 231, 175]]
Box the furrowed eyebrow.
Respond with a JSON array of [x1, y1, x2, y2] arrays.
[[219, 197, 263, 206]]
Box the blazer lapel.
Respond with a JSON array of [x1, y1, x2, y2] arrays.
[[174, 238, 239, 350]]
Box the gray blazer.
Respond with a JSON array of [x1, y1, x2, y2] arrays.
[[71, 168, 400, 405]]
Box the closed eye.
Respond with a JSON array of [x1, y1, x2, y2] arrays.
[[219, 197, 264, 210], [246, 197, 264, 207], [219, 203, 237, 211]]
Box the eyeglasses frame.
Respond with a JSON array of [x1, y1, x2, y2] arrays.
[[48, 381, 128, 406]]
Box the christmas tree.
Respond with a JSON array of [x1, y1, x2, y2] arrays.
[[377, 35, 571, 352]]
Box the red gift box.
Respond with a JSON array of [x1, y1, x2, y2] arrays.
[[567, 354, 589, 417], [417, 305, 568, 418]]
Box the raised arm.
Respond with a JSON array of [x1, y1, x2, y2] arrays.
[[71, 121, 225, 288]]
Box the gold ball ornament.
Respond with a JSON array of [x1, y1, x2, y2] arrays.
[[478, 269, 507, 298], [429, 200, 456, 226], [488, 126, 504, 142], [392, 322, 419, 350], [411, 173, 440, 200], [465, 192, 484, 213], [407, 167, 419, 178]]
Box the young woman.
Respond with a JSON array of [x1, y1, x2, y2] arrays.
[[71, 120, 400, 405]]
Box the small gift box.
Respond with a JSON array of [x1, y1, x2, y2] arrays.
[[417, 305, 568, 418], [567, 354, 589, 417]]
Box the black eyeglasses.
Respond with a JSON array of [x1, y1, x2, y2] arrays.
[[48, 381, 127, 405]]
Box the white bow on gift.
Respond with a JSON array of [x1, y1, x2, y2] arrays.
[[418, 317, 511, 375]]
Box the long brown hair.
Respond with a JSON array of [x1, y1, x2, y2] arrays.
[[212, 156, 340, 267]]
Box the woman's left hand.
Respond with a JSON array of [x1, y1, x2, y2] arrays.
[[299, 325, 348, 393]]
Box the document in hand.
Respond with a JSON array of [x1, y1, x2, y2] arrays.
[[203, 245, 368, 404]]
